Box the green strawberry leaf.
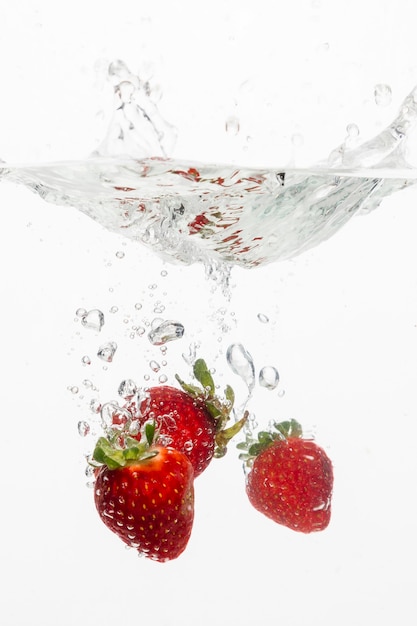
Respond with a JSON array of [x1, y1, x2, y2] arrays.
[[193, 358, 215, 395]]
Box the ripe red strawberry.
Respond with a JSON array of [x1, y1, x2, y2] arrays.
[[92, 428, 194, 562], [126, 359, 247, 477], [240, 419, 333, 533]]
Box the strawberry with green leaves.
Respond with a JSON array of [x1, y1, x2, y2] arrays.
[[92, 423, 195, 562], [239, 419, 334, 533], [127, 359, 247, 477]]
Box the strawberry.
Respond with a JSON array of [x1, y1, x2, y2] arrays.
[[92, 423, 195, 562], [239, 419, 333, 533], [126, 359, 247, 477]]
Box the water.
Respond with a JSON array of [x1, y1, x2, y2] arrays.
[[1, 61, 417, 270]]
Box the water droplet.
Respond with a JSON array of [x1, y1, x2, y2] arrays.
[[115, 250, 125, 259], [136, 326, 146, 336], [257, 313, 269, 324], [118, 379, 138, 399], [160, 270, 168, 277], [158, 374, 168, 383], [149, 360, 161, 373], [97, 341, 117, 362], [225, 116, 240, 135], [68, 386, 79, 394], [135, 303, 142, 310], [278, 389, 286, 398], [226, 343, 255, 393], [81, 309, 105, 332], [259, 366, 280, 390], [82, 355, 91, 366], [374, 83, 392, 107], [78, 420, 90, 437], [184, 440, 194, 452], [101, 402, 131, 432], [110, 306, 119, 313], [153, 303, 165, 314], [76, 308, 87, 318], [83, 379, 94, 389]]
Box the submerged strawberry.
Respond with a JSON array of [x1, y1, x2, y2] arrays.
[[239, 419, 334, 533], [127, 359, 247, 477], [92, 424, 194, 562]]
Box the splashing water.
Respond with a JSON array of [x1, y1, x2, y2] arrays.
[[1, 61, 417, 269]]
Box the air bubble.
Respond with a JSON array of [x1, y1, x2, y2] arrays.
[[225, 116, 240, 135], [135, 303, 142, 310], [78, 420, 90, 437], [149, 360, 161, 372], [148, 320, 185, 345], [257, 313, 269, 324], [81, 309, 105, 332], [158, 374, 168, 383], [226, 343, 255, 393], [259, 366, 280, 390], [110, 306, 119, 313], [68, 386, 79, 394], [115, 250, 125, 259], [97, 341, 117, 362], [374, 83, 392, 107], [76, 308, 87, 318], [82, 355, 91, 366]]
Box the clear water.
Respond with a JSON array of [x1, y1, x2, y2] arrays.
[[1, 60, 417, 269]]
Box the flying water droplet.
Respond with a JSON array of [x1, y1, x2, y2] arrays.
[[97, 341, 117, 362], [148, 320, 185, 345], [259, 366, 280, 390], [374, 83, 392, 107], [226, 343, 255, 393], [81, 309, 105, 332]]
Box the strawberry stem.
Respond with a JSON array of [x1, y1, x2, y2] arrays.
[[237, 418, 303, 464]]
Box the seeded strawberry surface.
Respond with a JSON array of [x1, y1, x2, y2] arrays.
[[94, 446, 194, 562], [135, 386, 217, 477], [246, 437, 333, 533]]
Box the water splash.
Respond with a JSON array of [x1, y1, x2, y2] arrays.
[[1, 63, 417, 269]]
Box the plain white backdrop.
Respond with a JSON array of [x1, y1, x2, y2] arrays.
[[1, 1, 417, 625]]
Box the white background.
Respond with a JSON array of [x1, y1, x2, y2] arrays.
[[1, 1, 417, 625]]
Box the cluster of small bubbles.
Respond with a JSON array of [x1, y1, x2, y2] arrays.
[[78, 420, 91, 437], [81, 309, 105, 332], [110, 306, 119, 314], [118, 379, 138, 399], [374, 83, 392, 107], [85, 465, 95, 479], [97, 341, 117, 362], [136, 326, 146, 337], [68, 385, 79, 394], [160, 345, 168, 356], [85, 481, 96, 489], [158, 374, 168, 383], [259, 366, 280, 390], [153, 303, 165, 314], [257, 313, 269, 324], [148, 283, 157, 290], [149, 360, 161, 373], [225, 116, 240, 135], [82, 355, 91, 366]]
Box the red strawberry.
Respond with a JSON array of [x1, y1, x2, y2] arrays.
[[92, 426, 194, 562], [126, 359, 247, 477], [239, 419, 333, 533]]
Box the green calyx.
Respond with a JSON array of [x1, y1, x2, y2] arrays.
[[176, 358, 247, 457], [91, 421, 158, 470], [237, 418, 303, 463]]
